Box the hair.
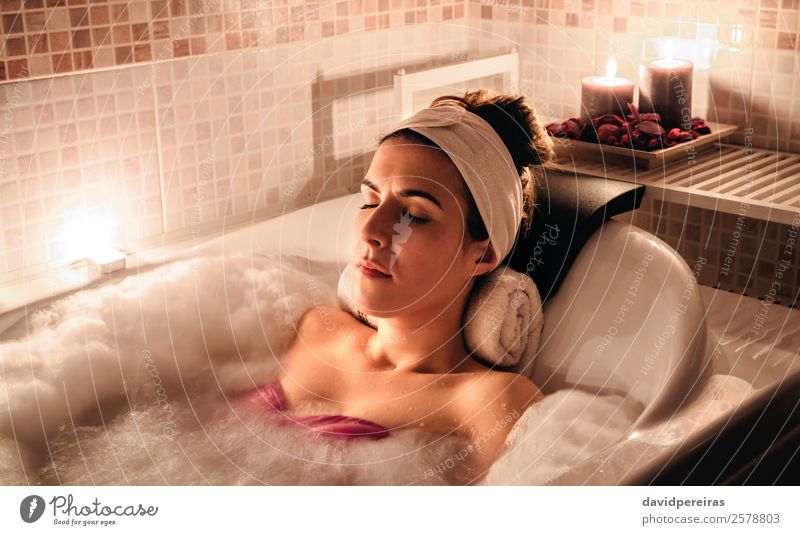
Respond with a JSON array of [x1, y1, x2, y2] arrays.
[[377, 89, 554, 263]]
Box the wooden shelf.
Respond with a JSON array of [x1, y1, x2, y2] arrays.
[[549, 122, 738, 170], [544, 143, 800, 225]]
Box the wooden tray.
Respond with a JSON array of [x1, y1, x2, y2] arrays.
[[548, 121, 739, 170]]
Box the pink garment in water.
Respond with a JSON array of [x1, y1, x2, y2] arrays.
[[240, 381, 390, 440]]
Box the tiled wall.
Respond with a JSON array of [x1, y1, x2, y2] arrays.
[[468, 0, 799, 303], [467, 0, 800, 152], [0, 1, 466, 79], [0, 66, 162, 270], [0, 0, 797, 304], [0, 1, 468, 277]]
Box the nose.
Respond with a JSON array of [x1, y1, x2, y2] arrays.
[[357, 201, 394, 250]]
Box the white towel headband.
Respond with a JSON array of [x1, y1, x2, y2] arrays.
[[383, 105, 523, 270]]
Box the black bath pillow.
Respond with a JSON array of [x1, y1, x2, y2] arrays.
[[506, 171, 646, 302]]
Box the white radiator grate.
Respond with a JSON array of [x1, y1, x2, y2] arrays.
[[545, 143, 800, 225]]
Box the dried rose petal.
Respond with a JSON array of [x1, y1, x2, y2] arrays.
[[550, 107, 713, 152], [690, 117, 712, 135], [566, 117, 582, 138], [546, 116, 589, 139], [546, 121, 573, 139], [579, 123, 599, 142], [638, 120, 666, 136], [591, 114, 625, 128], [638, 112, 662, 123], [627, 102, 639, 122], [545, 122, 564, 136], [597, 124, 620, 144]]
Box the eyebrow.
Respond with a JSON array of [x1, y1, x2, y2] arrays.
[[361, 178, 443, 211]]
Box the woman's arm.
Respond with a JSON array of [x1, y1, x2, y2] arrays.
[[458, 374, 543, 484]]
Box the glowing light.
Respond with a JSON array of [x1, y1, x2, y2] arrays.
[[652, 40, 687, 69], [731, 25, 742, 45], [664, 40, 675, 63], [596, 57, 629, 86], [52, 204, 122, 266], [605, 57, 618, 79]]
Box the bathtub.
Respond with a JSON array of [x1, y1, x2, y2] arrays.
[[1, 192, 798, 485]]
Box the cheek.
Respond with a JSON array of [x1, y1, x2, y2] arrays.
[[401, 251, 470, 307], [394, 230, 450, 262], [397, 232, 467, 279]]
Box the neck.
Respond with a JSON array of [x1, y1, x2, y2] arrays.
[[365, 280, 479, 374]]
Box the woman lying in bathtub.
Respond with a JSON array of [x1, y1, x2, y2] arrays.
[[266, 90, 554, 483]]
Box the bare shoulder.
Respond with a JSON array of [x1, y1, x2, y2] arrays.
[[452, 371, 544, 481], [454, 370, 543, 442], [298, 304, 358, 332], [294, 305, 367, 349], [283, 305, 346, 366], [503, 372, 545, 408], [464, 370, 544, 411]]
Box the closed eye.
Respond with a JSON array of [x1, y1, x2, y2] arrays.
[[358, 203, 429, 225]]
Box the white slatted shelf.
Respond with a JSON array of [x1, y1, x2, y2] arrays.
[[545, 143, 800, 225]]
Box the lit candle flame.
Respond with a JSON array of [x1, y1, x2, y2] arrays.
[[605, 57, 618, 79], [731, 25, 742, 46], [664, 40, 675, 62]]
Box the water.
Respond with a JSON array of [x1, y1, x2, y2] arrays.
[[2, 252, 744, 485], [484, 389, 643, 485], [0, 253, 475, 485]]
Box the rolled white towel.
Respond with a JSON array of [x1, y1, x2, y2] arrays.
[[337, 261, 543, 368], [463, 265, 544, 368]]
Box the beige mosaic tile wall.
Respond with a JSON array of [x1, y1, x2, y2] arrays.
[[468, 0, 799, 302], [467, 0, 800, 152], [0, 1, 466, 79], [0, 1, 469, 277], [1, 0, 797, 306]]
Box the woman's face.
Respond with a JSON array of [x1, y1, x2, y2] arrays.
[[353, 137, 495, 319]]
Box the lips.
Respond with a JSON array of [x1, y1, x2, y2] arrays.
[[358, 259, 391, 278]]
